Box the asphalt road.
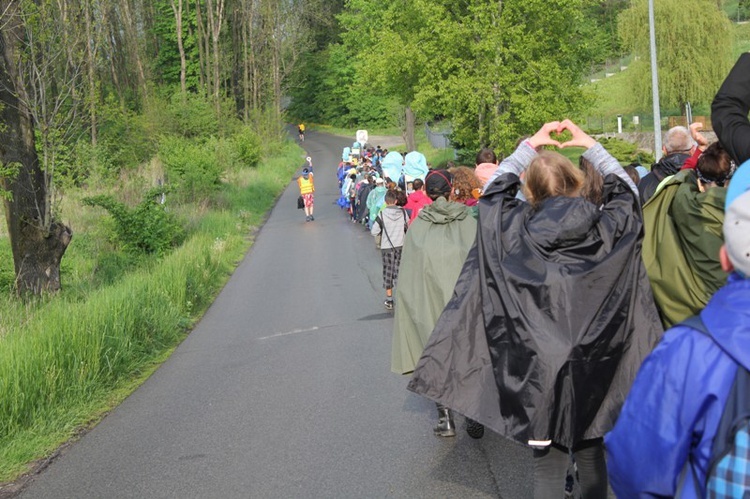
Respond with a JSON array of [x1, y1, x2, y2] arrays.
[[18, 130, 533, 499]]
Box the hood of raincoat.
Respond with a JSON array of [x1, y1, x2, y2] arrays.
[[381, 152, 403, 182], [404, 151, 428, 179], [417, 196, 471, 225], [408, 172, 663, 448], [474, 163, 498, 184]]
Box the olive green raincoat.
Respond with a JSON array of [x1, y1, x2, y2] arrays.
[[642, 169, 727, 328], [391, 197, 477, 374]]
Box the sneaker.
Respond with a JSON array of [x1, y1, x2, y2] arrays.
[[310, 215, 314, 221], [384, 299, 393, 310], [305, 215, 311, 222], [466, 418, 485, 439]]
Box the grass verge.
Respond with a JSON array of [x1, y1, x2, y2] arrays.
[[0, 141, 303, 484]]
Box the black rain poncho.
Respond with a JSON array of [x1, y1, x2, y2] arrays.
[[408, 163, 663, 448]]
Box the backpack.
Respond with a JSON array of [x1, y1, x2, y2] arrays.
[[681, 315, 750, 498]]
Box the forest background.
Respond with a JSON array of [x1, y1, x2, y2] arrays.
[[0, 0, 746, 486]]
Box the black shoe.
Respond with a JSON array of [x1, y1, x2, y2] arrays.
[[310, 215, 314, 221], [466, 418, 485, 439], [384, 299, 393, 310], [434, 407, 456, 437]]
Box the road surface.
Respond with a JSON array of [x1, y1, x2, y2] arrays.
[[17, 130, 533, 498]]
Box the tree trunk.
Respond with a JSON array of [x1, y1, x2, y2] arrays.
[[170, 0, 187, 95], [0, 12, 72, 295], [195, 0, 210, 96], [404, 106, 417, 152], [84, 0, 97, 146], [121, 0, 148, 98], [205, 0, 225, 118]]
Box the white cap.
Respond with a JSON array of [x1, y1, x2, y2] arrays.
[[725, 190, 750, 277]]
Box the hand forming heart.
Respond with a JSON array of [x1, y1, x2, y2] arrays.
[[527, 119, 596, 150]]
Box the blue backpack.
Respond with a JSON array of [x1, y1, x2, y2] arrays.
[[681, 316, 750, 498]]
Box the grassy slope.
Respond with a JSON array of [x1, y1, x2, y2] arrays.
[[586, 21, 749, 132]]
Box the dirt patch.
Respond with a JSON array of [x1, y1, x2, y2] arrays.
[[366, 135, 405, 149]]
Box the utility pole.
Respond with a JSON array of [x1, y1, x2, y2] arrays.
[[649, 0, 663, 160]]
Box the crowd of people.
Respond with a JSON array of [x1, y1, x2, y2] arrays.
[[302, 54, 750, 498]]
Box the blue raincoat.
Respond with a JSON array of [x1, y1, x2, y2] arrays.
[[606, 274, 750, 498], [403, 151, 428, 181], [381, 151, 403, 183]]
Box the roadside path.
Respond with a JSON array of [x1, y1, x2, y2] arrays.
[[17, 130, 532, 499]]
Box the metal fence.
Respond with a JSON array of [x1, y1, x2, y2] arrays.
[[425, 123, 453, 150]]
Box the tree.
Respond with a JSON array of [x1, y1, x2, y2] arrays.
[[0, 1, 72, 294], [618, 0, 733, 111], [336, 0, 601, 154]]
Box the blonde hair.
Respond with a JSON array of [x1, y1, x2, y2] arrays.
[[523, 151, 585, 209]]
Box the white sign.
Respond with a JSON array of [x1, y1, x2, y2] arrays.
[[356, 129, 368, 145]]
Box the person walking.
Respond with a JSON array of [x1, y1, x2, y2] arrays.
[[409, 120, 663, 498], [297, 167, 315, 222], [392, 168, 479, 438], [370, 189, 408, 310]]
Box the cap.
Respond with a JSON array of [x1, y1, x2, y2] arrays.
[[724, 190, 750, 277], [425, 169, 453, 196], [724, 159, 750, 278], [375, 177, 384, 184]]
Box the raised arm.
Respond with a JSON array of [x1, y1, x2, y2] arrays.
[[560, 119, 639, 197], [483, 122, 561, 190], [711, 53, 750, 165]]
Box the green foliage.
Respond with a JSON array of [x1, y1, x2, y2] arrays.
[[0, 162, 20, 201], [152, 0, 202, 91], [598, 137, 656, 165], [98, 95, 158, 171], [287, 45, 396, 128], [618, 0, 734, 110], [83, 188, 185, 255], [334, 0, 603, 155], [164, 92, 220, 140], [232, 126, 263, 168], [158, 135, 223, 198]]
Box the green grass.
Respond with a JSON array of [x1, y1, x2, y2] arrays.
[[0, 140, 303, 483], [734, 21, 750, 56], [583, 18, 750, 134]]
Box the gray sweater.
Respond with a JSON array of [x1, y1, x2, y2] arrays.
[[371, 205, 408, 249]]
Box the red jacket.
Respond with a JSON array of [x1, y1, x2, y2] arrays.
[[404, 190, 432, 224]]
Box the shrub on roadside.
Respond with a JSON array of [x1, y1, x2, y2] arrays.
[[598, 137, 655, 166], [233, 126, 262, 168], [158, 135, 223, 199], [83, 187, 185, 255]]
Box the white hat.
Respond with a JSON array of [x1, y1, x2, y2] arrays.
[[375, 177, 384, 184], [725, 189, 750, 277]]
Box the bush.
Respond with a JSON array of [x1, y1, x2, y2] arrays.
[[164, 93, 219, 140], [598, 137, 655, 166], [98, 96, 158, 171], [83, 188, 185, 255], [232, 126, 262, 167], [158, 135, 223, 198]]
